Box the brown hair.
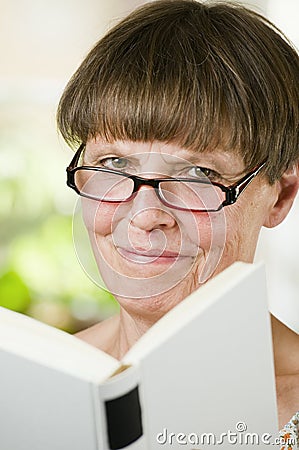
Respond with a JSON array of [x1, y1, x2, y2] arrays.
[[57, 0, 299, 182]]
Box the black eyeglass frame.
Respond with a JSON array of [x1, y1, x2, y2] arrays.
[[66, 144, 266, 212]]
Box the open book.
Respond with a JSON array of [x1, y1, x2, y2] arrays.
[[0, 262, 279, 449]]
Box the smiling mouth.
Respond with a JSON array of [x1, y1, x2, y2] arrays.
[[116, 247, 193, 264]]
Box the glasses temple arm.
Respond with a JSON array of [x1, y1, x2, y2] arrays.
[[67, 144, 85, 170], [224, 162, 266, 204]]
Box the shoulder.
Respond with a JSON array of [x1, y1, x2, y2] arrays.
[[75, 314, 120, 353]]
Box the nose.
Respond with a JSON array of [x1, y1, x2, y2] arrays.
[[129, 186, 176, 231]]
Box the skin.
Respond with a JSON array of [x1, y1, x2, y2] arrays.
[[76, 138, 299, 428]]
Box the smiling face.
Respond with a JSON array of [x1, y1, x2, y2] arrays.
[[76, 137, 279, 317]]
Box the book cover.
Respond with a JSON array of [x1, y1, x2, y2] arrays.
[[0, 262, 279, 449]]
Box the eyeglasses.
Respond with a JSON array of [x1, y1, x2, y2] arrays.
[[66, 144, 266, 212]]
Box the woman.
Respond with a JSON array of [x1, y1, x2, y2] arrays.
[[57, 0, 299, 444]]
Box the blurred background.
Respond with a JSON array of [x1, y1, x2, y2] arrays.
[[0, 0, 298, 334]]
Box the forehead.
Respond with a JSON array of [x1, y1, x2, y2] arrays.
[[85, 138, 245, 175]]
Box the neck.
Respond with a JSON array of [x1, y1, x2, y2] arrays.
[[271, 314, 299, 376], [110, 283, 193, 359], [107, 308, 159, 360]]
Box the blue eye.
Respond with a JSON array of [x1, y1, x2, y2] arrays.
[[100, 157, 129, 170]]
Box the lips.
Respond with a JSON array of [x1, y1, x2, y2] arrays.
[[115, 246, 195, 265], [116, 246, 183, 263]]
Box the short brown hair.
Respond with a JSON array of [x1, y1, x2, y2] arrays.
[[57, 0, 299, 182]]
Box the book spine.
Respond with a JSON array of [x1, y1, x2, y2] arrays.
[[92, 365, 146, 449]]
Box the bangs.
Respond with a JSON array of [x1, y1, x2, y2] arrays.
[[85, 22, 242, 154], [57, 0, 299, 182], [58, 10, 249, 154]]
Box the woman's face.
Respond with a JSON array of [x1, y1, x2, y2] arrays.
[[80, 138, 277, 317]]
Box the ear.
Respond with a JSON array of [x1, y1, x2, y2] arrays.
[[263, 163, 299, 228]]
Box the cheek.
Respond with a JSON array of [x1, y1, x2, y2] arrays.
[[219, 202, 265, 264], [81, 198, 117, 236], [184, 209, 227, 251]]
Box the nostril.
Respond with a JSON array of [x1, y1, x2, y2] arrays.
[[130, 206, 176, 231]]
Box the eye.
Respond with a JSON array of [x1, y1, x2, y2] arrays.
[[99, 157, 130, 171], [185, 166, 220, 181]]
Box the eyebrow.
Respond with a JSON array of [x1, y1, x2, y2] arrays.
[[83, 146, 125, 164], [86, 145, 124, 155], [181, 150, 248, 179]]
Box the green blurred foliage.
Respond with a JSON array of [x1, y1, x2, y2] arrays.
[[0, 271, 31, 312], [0, 102, 118, 333]]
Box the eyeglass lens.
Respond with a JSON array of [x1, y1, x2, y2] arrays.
[[74, 169, 225, 210]]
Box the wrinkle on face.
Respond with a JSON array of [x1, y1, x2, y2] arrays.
[[81, 138, 276, 307]]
